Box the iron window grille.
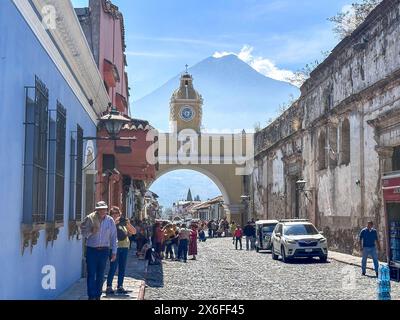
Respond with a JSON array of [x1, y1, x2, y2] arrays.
[[23, 76, 49, 225], [54, 102, 67, 222], [75, 125, 84, 222], [69, 135, 76, 221]]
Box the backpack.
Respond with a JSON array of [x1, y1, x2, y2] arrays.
[[145, 248, 160, 265], [117, 224, 128, 241]]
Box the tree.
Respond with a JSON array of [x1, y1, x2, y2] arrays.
[[329, 0, 382, 40], [286, 51, 330, 87]]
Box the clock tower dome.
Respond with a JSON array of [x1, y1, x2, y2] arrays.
[[170, 70, 203, 133]]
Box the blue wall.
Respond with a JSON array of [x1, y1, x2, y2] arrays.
[[0, 0, 97, 299]]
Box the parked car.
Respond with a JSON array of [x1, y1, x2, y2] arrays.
[[270, 220, 328, 263], [255, 220, 279, 252]]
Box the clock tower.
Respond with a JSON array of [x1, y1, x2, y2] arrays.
[[170, 70, 203, 133]]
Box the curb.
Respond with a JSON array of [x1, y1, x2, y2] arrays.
[[137, 281, 146, 300], [329, 254, 376, 271], [137, 260, 149, 300]]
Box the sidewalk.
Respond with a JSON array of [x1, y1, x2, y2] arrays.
[[58, 247, 148, 301], [329, 250, 383, 271]]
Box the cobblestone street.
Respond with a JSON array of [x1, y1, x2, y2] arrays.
[[145, 237, 400, 300]]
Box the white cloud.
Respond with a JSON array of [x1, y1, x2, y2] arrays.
[[213, 45, 297, 86]]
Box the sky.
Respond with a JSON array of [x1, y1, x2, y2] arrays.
[[72, 0, 352, 101], [71, 0, 354, 208]]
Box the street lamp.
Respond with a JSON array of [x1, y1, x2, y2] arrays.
[[83, 105, 137, 152], [101, 106, 130, 139], [296, 179, 313, 202]]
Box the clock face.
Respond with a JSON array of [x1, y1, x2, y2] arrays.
[[180, 106, 195, 122]]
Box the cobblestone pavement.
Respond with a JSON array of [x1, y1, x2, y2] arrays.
[[145, 237, 400, 300], [59, 246, 147, 300]]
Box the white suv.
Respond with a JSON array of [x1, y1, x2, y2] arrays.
[[271, 220, 328, 263]]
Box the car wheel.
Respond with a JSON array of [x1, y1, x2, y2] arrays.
[[320, 255, 328, 263], [281, 245, 290, 263], [271, 245, 278, 260]]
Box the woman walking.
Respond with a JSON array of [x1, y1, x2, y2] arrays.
[[189, 225, 198, 260], [234, 226, 243, 250]]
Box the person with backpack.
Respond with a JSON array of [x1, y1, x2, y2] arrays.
[[106, 207, 136, 295]]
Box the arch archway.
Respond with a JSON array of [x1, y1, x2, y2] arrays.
[[152, 165, 231, 205]]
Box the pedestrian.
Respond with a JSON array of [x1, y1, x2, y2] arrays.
[[223, 219, 229, 237], [359, 221, 380, 277], [243, 221, 256, 251], [154, 222, 164, 259], [230, 221, 236, 244], [212, 220, 218, 238], [207, 220, 213, 238], [135, 226, 147, 257], [81, 201, 117, 301], [106, 207, 136, 295], [199, 227, 207, 242], [172, 229, 180, 261], [178, 224, 191, 262], [163, 224, 176, 260], [189, 225, 198, 260], [234, 226, 243, 250]]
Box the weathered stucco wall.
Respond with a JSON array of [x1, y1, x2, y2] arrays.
[[252, 0, 400, 259]]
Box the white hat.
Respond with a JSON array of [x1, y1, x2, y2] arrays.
[[95, 201, 108, 210]]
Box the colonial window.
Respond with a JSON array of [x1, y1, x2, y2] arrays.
[[318, 130, 327, 170], [393, 146, 400, 171], [103, 154, 116, 172], [23, 76, 49, 225], [329, 126, 338, 168], [75, 126, 84, 221], [69, 136, 76, 221], [340, 119, 351, 165], [54, 103, 67, 222]]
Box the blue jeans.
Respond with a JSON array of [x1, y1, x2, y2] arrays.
[[362, 247, 379, 274], [86, 247, 109, 299], [178, 239, 189, 261], [107, 248, 129, 288], [165, 241, 173, 258], [173, 243, 179, 259]]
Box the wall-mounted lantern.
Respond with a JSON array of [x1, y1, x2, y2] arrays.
[[296, 179, 313, 202], [83, 104, 137, 152]]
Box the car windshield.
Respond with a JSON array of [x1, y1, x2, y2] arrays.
[[283, 224, 319, 236], [262, 225, 276, 233]]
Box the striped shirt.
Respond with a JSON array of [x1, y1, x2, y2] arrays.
[[86, 215, 118, 255]]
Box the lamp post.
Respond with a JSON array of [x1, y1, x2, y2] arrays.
[[83, 105, 136, 142], [82, 105, 137, 154], [296, 179, 313, 202]]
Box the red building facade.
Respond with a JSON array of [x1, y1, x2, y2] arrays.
[[76, 0, 156, 219]]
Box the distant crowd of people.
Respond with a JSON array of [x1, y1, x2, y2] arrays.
[[80, 200, 260, 300]]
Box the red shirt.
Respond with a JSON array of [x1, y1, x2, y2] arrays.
[[234, 229, 243, 238]]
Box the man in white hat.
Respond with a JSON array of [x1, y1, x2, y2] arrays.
[[81, 201, 117, 300]]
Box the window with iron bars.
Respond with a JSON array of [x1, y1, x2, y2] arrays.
[[75, 125, 84, 221], [23, 76, 49, 225], [54, 102, 67, 222]]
